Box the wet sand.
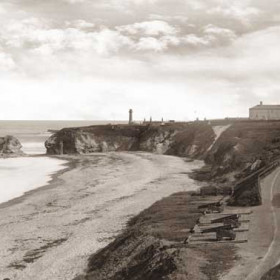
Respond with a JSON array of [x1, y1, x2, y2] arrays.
[[0, 152, 202, 280]]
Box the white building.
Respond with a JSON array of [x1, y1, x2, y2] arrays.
[[249, 101, 280, 120]]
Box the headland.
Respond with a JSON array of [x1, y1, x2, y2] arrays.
[[3, 119, 280, 279]]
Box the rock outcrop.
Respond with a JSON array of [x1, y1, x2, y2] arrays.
[[45, 125, 142, 155], [45, 123, 215, 159], [0, 135, 23, 157], [139, 123, 214, 158]]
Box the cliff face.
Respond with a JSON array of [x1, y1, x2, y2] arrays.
[[0, 135, 23, 156], [45, 125, 142, 155], [139, 123, 214, 158], [45, 123, 215, 159], [45, 121, 280, 173]]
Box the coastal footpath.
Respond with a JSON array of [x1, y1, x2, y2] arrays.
[[44, 120, 280, 279]]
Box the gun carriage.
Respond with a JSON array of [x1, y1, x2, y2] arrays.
[[201, 224, 236, 241], [211, 214, 241, 228], [198, 201, 224, 213]]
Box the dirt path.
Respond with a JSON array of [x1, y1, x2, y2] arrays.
[[0, 152, 202, 280], [221, 167, 280, 280]]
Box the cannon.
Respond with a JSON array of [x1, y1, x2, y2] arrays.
[[201, 224, 236, 241], [198, 201, 224, 213], [211, 214, 241, 228]]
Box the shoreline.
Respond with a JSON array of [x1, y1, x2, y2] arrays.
[[0, 152, 202, 280], [0, 154, 73, 209], [1, 152, 276, 279]]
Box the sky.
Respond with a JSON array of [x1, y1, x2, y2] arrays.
[[0, 0, 280, 121]]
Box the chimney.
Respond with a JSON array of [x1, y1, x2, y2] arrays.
[[260, 101, 263, 106]]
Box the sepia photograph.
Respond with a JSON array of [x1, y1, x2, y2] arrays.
[[1, 0, 280, 279]]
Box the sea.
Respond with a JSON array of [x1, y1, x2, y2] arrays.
[[0, 120, 123, 204], [0, 120, 118, 155]]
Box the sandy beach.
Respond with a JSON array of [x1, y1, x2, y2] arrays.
[[0, 152, 203, 280]]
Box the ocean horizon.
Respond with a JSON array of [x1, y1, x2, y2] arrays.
[[0, 120, 123, 204], [0, 120, 127, 155]]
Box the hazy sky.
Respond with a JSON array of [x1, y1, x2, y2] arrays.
[[0, 0, 280, 120]]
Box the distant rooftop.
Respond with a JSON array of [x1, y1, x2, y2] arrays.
[[250, 101, 280, 110]]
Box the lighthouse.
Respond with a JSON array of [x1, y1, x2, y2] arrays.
[[129, 109, 133, 124]]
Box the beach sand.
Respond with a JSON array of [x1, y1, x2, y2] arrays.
[[0, 152, 202, 280]]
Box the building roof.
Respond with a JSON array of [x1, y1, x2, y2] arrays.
[[250, 104, 280, 110]]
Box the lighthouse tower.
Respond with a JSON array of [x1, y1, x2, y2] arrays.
[[129, 109, 133, 124]]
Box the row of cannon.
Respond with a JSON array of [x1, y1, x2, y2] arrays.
[[193, 201, 242, 241]]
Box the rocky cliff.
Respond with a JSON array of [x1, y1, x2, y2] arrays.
[[45, 121, 280, 206], [139, 123, 214, 158], [45, 125, 142, 155], [45, 121, 280, 176], [45, 123, 215, 159], [0, 135, 23, 157]]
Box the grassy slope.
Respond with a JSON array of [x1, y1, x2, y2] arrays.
[[206, 121, 280, 170], [197, 121, 280, 206], [74, 192, 237, 280]]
